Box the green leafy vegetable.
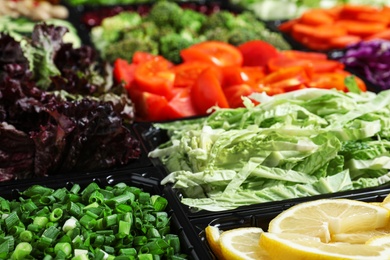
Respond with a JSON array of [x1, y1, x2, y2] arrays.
[[150, 88, 390, 211]]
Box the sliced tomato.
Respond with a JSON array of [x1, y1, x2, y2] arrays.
[[280, 50, 328, 61], [128, 89, 170, 121], [171, 61, 211, 88], [134, 56, 175, 98], [165, 88, 197, 120], [113, 59, 137, 89], [191, 66, 229, 115], [262, 66, 311, 85], [223, 84, 256, 108], [237, 40, 279, 67], [221, 66, 266, 89], [180, 41, 243, 67], [132, 51, 158, 64]]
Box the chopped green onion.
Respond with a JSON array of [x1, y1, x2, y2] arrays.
[[79, 215, 97, 230], [70, 184, 81, 194], [118, 248, 137, 256], [81, 183, 100, 202], [151, 195, 168, 211], [54, 242, 72, 257], [34, 216, 49, 228], [19, 230, 32, 242], [67, 202, 82, 218], [5, 212, 20, 231], [117, 220, 131, 238], [138, 192, 151, 205], [88, 191, 104, 204], [39, 196, 56, 205], [21, 200, 38, 213], [22, 185, 53, 197], [62, 217, 78, 232], [52, 188, 67, 203], [103, 214, 118, 228], [9, 226, 24, 237], [138, 254, 153, 260], [11, 242, 32, 260], [1, 199, 10, 214]]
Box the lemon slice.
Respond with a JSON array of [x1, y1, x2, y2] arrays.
[[332, 229, 390, 244], [260, 232, 390, 260], [205, 225, 225, 260], [268, 199, 390, 243], [366, 234, 390, 247], [218, 227, 269, 260]]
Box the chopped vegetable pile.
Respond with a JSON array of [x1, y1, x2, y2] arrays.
[[278, 4, 390, 51], [230, 0, 390, 21], [90, 1, 290, 64], [0, 182, 186, 259], [114, 40, 366, 121], [0, 23, 141, 182], [149, 88, 390, 212], [336, 39, 390, 90]]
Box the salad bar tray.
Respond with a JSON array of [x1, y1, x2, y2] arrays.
[[0, 167, 203, 259]]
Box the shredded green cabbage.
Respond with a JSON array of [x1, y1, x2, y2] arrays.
[[149, 88, 390, 211]]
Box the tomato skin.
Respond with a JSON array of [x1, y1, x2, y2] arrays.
[[134, 56, 175, 98], [180, 41, 243, 67], [221, 66, 265, 89], [191, 66, 229, 115], [132, 51, 158, 64], [165, 88, 197, 120], [171, 61, 212, 88], [237, 40, 279, 67], [223, 84, 256, 108], [113, 59, 137, 89], [128, 89, 170, 121]]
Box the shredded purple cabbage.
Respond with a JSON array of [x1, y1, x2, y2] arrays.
[[338, 40, 390, 90]]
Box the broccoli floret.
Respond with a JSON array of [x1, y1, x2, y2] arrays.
[[104, 38, 159, 63], [201, 11, 237, 32], [159, 33, 194, 64], [101, 11, 143, 32], [91, 11, 143, 47], [146, 1, 183, 28], [204, 27, 230, 42], [232, 11, 265, 29], [122, 21, 159, 41], [176, 9, 207, 34], [228, 28, 259, 46]]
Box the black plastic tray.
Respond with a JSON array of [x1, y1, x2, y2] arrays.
[[0, 167, 203, 260], [133, 121, 390, 219]]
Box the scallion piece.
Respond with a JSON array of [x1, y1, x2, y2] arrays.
[[70, 184, 81, 194], [62, 217, 78, 232], [54, 242, 72, 257], [33, 216, 49, 228], [103, 214, 118, 228], [19, 230, 32, 242], [79, 215, 97, 229], [5, 212, 20, 231], [138, 254, 153, 260], [11, 242, 32, 260]]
